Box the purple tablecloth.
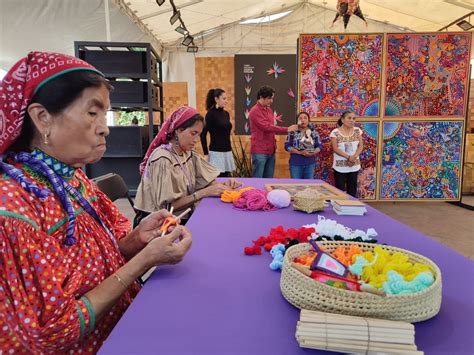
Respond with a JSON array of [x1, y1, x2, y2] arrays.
[[100, 178, 474, 354]]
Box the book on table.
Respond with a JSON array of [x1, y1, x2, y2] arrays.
[[331, 199, 367, 216]]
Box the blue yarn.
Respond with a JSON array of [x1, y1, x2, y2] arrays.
[[348, 254, 378, 277], [269, 244, 286, 271], [382, 271, 434, 295]]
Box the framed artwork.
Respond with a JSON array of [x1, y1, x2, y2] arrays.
[[265, 182, 349, 200], [313, 121, 379, 200], [298, 33, 383, 118], [380, 120, 464, 200], [385, 32, 471, 118]]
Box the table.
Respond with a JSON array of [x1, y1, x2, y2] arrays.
[[100, 179, 474, 354]]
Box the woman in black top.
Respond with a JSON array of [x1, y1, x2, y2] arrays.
[[201, 88, 235, 177]]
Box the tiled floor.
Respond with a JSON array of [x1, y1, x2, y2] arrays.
[[116, 199, 474, 260]]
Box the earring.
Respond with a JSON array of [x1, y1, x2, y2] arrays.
[[43, 132, 50, 145], [175, 134, 179, 145], [215, 103, 219, 109]]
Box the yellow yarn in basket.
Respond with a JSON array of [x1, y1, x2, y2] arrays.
[[355, 246, 431, 289]]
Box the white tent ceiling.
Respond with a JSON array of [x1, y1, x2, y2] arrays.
[[1, 0, 473, 72], [119, 0, 474, 47]]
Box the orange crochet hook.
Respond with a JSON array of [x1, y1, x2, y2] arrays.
[[160, 216, 177, 234], [159, 207, 192, 237]]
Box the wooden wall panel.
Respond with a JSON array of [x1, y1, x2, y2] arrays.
[[163, 82, 188, 122], [195, 57, 235, 126]]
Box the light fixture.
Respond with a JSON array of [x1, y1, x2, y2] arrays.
[[187, 45, 198, 53], [170, 10, 180, 25], [182, 35, 193, 46], [156, 0, 165, 5], [175, 25, 189, 35], [456, 19, 473, 31]]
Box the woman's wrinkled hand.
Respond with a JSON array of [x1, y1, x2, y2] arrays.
[[202, 182, 226, 197], [223, 178, 243, 190], [141, 226, 192, 268], [134, 209, 173, 245]]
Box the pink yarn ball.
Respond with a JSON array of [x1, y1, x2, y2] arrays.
[[233, 189, 275, 211], [267, 189, 291, 208]]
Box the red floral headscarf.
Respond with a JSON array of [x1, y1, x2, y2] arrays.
[[0, 51, 102, 154], [139, 106, 199, 175]]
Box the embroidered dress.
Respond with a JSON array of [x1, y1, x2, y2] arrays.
[[135, 146, 219, 217], [330, 127, 363, 173], [0, 152, 140, 353]]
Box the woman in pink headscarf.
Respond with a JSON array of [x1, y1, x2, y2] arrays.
[[134, 106, 242, 225]]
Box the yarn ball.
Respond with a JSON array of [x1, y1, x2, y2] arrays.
[[382, 270, 434, 295], [269, 244, 286, 270], [233, 189, 275, 211], [267, 189, 291, 208]]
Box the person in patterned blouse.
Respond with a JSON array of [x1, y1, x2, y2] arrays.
[[284, 112, 321, 179], [0, 52, 192, 353], [330, 111, 364, 197]]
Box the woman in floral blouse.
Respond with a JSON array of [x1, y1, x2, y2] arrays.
[[0, 52, 192, 353]]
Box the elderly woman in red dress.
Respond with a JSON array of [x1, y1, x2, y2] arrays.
[[0, 52, 192, 353]]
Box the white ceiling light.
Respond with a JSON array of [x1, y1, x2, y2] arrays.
[[240, 10, 292, 25]]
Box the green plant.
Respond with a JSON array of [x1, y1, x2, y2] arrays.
[[117, 111, 146, 126], [231, 136, 252, 177]]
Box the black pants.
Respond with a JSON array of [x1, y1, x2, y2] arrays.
[[333, 170, 358, 197]]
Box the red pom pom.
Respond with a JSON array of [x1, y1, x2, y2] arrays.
[[253, 236, 266, 247], [264, 243, 274, 252], [244, 245, 262, 255], [244, 246, 255, 255]]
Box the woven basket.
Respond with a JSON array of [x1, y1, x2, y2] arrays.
[[280, 242, 442, 323], [293, 189, 325, 213]]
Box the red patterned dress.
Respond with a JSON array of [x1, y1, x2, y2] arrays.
[[0, 160, 140, 353]]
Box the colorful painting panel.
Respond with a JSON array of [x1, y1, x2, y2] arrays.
[[299, 34, 383, 118], [313, 122, 378, 199], [380, 121, 463, 200], [385, 33, 471, 117]]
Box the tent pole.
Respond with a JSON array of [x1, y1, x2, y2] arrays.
[[105, 0, 111, 41]]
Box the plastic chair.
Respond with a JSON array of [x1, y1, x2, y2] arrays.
[[93, 173, 135, 210]]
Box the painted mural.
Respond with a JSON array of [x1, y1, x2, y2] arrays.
[[380, 121, 463, 199], [314, 122, 378, 199], [299, 34, 383, 118], [385, 33, 471, 117]]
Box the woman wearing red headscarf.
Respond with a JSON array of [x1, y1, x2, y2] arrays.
[[134, 106, 242, 225], [0, 52, 192, 353]]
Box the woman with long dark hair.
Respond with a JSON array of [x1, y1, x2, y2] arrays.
[[201, 88, 235, 177], [330, 111, 364, 197], [284, 111, 321, 179]]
